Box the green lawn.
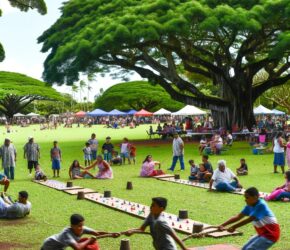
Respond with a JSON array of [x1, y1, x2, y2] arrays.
[[0, 124, 289, 250]]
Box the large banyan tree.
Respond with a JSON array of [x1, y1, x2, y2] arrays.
[[38, 0, 290, 128]]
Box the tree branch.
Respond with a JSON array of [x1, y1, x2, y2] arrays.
[[253, 74, 290, 100]]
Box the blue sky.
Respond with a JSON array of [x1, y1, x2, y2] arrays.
[[0, 0, 140, 101]]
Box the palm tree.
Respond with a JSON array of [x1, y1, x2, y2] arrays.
[[71, 84, 79, 111], [79, 80, 86, 110]]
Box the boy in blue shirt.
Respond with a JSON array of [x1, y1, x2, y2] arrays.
[[218, 187, 280, 250]]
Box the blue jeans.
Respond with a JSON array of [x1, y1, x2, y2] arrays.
[[275, 191, 290, 200], [215, 181, 237, 192], [169, 155, 185, 170], [104, 152, 112, 162], [4, 167, 14, 180], [242, 235, 275, 250], [91, 150, 97, 160]]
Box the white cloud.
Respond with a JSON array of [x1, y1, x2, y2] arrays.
[[0, 1, 20, 15], [0, 58, 42, 79]]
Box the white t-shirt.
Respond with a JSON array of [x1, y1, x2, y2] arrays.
[[227, 134, 233, 140], [121, 143, 129, 153], [273, 138, 284, 153], [172, 137, 184, 156], [212, 168, 236, 187]]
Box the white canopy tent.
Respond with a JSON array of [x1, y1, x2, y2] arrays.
[[272, 109, 285, 115], [13, 113, 25, 117], [172, 105, 206, 116], [26, 112, 40, 117], [153, 108, 172, 115], [253, 105, 273, 115]]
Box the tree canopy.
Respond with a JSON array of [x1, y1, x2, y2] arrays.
[[95, 81, 184, 111], [39, 0, 290, 128], [0, 71, 63, 118], [0, 0, 47, 62]]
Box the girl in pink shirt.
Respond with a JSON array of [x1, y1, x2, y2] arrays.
[[265, 170, 290, 201], [140, 155, 164, 177]]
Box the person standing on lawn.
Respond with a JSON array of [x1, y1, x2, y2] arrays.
[[0, 138, 17, 180], [88, 133, 98, 161], [273, 132, 286, 174], [23, 137, 40, 176], [168, 132, 185, 171]]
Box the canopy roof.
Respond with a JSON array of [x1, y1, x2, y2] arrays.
[[87, 108, 108, 116], [108, 109, 126, 116], [172, 105, 206, 116], [75, 111, 87, 117], [272, 109, 285, 115], [134, 109, 153, 116], [13, 113, 25, 117], [153, 108, 172, 115], [253, 105, 273, 115], [26, 112, 40, 116], [126, 109, 137, 115]]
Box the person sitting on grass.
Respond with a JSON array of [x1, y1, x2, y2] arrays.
[[209, 160, 242, 192], [198, 136, 207, 155], [35, 164, 47, 181], [218, 187, 280, 250], [111, 151, 122, 165], [124, 197, 190, 250], [188, 160, 199, 180], [194, 164, 209, 182], [0, 191, 31, 219], [0, 172, 9, 192], [69, 160, 95, 179], [201, 155, 213, 181], [265, 170, 290, 201], [236, 158, 248, 176], [86, 155, 113, 179], [41, 214, 120, 250], [140, 155, 164, 177]]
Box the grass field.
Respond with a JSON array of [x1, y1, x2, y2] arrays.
[[0, 124, 289, 250]]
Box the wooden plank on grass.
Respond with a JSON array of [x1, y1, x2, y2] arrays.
[[84, 193, 241, 238], [33, 180, 82, 190], [63, 188, 96, 195]]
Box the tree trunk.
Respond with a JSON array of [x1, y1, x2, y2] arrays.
[[214, 79, 256, 130]]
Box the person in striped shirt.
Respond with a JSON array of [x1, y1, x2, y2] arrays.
[[218, 187, 280, 250]]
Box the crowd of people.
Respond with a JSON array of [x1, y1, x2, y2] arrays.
[[0, 124, 288, 250]]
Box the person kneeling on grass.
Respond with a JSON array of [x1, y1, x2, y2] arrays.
[[41, 214, 120, 250], [86, 155, 113, 179], [0, 172, 10, 192], [218, 187, 280, 250], [0, 191, 31, 219], [124, 197, 190, 250], [35, 164, 47, 181], [69, 160, 95, 179], [209, 160, 242, 192]]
